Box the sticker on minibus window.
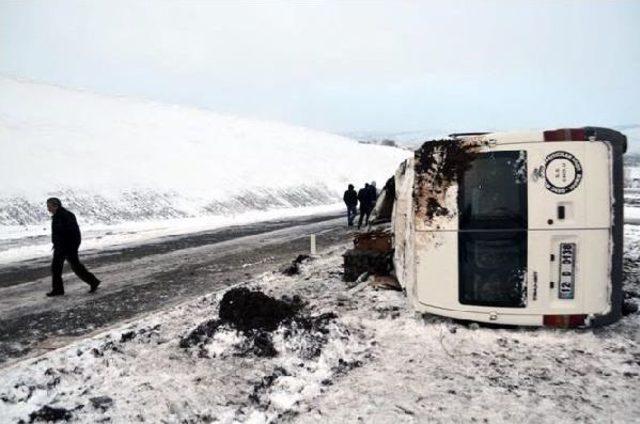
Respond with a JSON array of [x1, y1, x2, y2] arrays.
[[544, 151, 583, 194]]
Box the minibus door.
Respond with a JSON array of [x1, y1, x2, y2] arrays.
[[456, 148, 529, 310], [526, 141, 611, 317]]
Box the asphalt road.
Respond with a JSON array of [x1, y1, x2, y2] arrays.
[[0, 213, 351, 366]]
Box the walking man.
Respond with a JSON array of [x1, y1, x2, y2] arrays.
[[46, 198, 101, 297], [343, 184, 358, 227]]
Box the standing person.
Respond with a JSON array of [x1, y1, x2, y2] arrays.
[[343, 184, 358, 227], [365, 181, 378, 222], [368, 181, 378, 208], [357, 183, 372, 229], [46, 198, 101, 297]]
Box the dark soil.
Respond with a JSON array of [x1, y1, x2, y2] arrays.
[[283, 312, 338, 359], [25, 405, 75, 423], [281, 254, 311, 276], [179, 319, 222, 349], [235, 330, 279, 357], [219, 288, 303, 332], [180, 288, 303, 356], [249, 366, 289, 405], [343, 249, 393, 282], [89, 396, 113, 411], [180, 288, 338, 359]]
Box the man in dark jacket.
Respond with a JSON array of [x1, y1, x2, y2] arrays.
[[357, 183, 372, 229], [368, 181, 378, 207], [46, 198, 101, 297], [343, 184, 358, 227]]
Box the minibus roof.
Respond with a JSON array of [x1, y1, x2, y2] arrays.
[[451, 127, 627, 152], [451, 131, 543, 144]]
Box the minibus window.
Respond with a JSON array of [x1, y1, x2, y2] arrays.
[[459, 232, 527, 307], [458, 151, 527, 308], [459, 151, 527, 230]]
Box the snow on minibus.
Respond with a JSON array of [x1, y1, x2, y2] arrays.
[[391, 127, 626, 328]]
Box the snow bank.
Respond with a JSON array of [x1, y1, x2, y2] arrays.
[[0, 77, 410, 228]]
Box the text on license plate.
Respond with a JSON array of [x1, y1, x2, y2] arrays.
[[559, 243, 576, 300]]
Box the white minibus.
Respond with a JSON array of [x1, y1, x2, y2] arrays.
[[392, 127, 626, 327]]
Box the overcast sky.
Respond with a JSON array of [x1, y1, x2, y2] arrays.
[[1, 0, 638, 134]]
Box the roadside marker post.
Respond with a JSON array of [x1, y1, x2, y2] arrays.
[[310, 234, 317, 255]]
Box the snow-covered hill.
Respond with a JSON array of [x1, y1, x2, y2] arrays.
[[0, 77, 410, 232]]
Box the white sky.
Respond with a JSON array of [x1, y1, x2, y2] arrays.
[[1, 0, 639, 134]]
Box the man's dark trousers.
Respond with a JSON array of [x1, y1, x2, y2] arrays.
[[347, 205, 357, 226], [357, 205, 372, 229], [51, 248, 99, 293]]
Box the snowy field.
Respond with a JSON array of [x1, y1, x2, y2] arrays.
[[1, 223, 638, 424]]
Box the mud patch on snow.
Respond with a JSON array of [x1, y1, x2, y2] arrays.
[[176, 284, 371, 420], [219, 287, 303, 332], [180, 288, 341, 360], [281, 254, 311, 276], [24, 405, 79, 423], [413, 139, 488, 223]]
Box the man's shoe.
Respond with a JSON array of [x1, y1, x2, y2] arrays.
[[89, 280, 101, 293], [46, 291, 64, 297]]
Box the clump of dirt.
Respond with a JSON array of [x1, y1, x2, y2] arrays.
[[235, 330, 279, 357], [181, 288, 333, 358], [89, 396, 113, 412], [281, 254, 311, 276], [25, 405, 76, 423], [179, 319, 222, 349], [120, 331, 136, 343], [413, 139, 487, 223], [219, 287, 303, 332], [283, 312, 338, 359], [249, 366, 289, 404]]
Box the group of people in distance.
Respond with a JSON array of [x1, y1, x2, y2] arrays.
[[343, 181, 377, 229]]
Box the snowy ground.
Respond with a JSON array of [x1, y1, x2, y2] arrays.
[[1, 224, 639, 423]]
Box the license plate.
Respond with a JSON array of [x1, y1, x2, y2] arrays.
[[558, 243, 576, 299]]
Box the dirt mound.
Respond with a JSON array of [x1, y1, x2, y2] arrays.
[[180, 288, 318, 357], [219, 287, 303, 332], [25, 405, 75, 423]]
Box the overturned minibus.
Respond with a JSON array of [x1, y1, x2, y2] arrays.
[[391, 127, 626, 328]]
